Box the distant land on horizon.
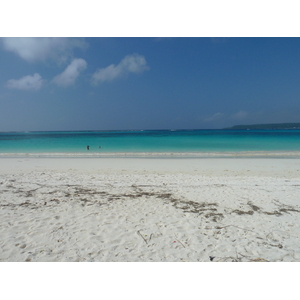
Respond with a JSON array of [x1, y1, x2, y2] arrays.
[[225, 123, 300, 130]]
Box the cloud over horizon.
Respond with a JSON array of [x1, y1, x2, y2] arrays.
[[1, 37, 87, 63], [231, 110, 248, 119], [203, 112, 225, 122], [91, 53, 149, 85], [52, 58, 87, 87], [6, 73, 43, 90]]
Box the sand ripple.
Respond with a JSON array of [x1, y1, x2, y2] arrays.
[[1, 169, 300, 262]]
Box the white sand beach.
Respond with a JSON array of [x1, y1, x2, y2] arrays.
[[1, 157, 300, 262]]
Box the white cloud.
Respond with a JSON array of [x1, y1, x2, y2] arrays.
[[52, 58, 87, 87], [92, 53, 149, 85], [6, 73, 43, 90], [203, 112, 224, 122], [232, 110, 248, 119], [1, 37, 87, 63]]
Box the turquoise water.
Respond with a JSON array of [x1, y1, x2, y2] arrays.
[[1, 130, 300, 154]]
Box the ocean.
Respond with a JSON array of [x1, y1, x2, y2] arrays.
[[1, 130, 300, 157]]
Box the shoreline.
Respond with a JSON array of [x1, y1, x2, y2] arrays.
[[1, 150, 300, 158]]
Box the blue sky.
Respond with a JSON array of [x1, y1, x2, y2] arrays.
[[1, 37, 300, 131]]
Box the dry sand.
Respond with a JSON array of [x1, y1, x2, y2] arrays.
[[1, 157, 300, 262]]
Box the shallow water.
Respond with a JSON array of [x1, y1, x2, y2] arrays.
[[1, 129, 300, 154]]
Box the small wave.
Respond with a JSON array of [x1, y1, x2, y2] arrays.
[[1, 151, 300, 159]]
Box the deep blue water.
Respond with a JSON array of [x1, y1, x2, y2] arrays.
[[1, 130, 300, 153]]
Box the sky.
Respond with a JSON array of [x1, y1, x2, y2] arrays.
[[1, 37, 300, 131]]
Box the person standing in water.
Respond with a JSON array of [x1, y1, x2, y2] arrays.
[[87, 145, 90, 150]]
